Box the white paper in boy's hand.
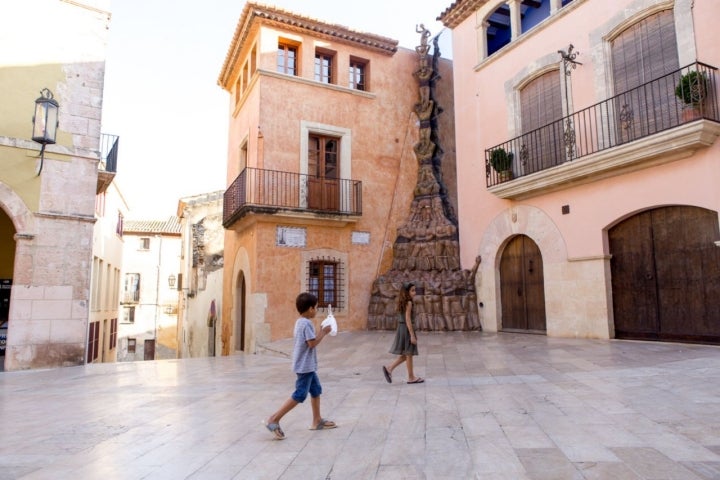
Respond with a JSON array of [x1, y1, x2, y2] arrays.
[[321, 305, 338, 336]]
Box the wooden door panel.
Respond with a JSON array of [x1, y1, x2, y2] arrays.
[[652, 207, 720, 338], [500, 235, 546, 332], [500, 236, 526, 330], [308, 177, 322, 209], [323, 178, 339, 210], [610, 212, 659, 337], [523, 238, 547, 331], [144, 339, 155, 361], [611, 206, 720, 343]]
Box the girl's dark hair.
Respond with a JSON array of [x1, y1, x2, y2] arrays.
[[397, 282, 415, 314], [296, 292, 318, 314]]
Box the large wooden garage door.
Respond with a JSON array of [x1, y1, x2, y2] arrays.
[[610, 206, 720, 343], [500, 235, 547, 333]]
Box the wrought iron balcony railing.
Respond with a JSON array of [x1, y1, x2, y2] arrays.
[[121, 291, 139, 304], [97, 133, 119, 194], [486, 61, 720, 187], [100, 133, 119, 173], [223, 167, 362, 227]]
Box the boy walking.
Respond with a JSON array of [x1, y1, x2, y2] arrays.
[[265, 292, 337, 439]]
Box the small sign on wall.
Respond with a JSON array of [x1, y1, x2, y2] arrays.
[[351, 231, 370, 245], [276, 226, 306, 247]]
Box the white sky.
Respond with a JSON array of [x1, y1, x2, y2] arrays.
[[101, 0, 453, 219]]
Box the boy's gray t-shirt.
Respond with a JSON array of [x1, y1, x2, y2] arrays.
[[292, 317, 318, 373]]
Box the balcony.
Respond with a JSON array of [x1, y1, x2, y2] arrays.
[[223, 167, 362, 227], [97, 133, 119, 194], [121, 291, 139, 304], [486, 62, 720, 199]]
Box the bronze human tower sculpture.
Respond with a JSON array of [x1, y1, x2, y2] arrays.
[[368, 26, 481, 332]]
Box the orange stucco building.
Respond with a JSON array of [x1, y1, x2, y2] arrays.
[[217, 4, 455, 352], [441, 0, 720, 343]]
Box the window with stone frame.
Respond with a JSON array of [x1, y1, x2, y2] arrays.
[[307, 257, 344, 309]]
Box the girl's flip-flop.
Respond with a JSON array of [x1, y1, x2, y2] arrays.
[[382, 366, 392, 383], [407, 377, 425, 384]]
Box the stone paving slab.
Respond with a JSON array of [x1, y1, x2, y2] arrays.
[[1, 331, 720, 479]]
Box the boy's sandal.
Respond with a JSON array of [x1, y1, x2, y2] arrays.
[[264, 421, 285, 440], [309, 418, 337, 430]]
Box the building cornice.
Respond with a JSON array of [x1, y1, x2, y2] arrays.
[[218, 2, 399, 89], [438, 0, 489, 29]]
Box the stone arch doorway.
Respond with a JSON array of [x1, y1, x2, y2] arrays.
[[0, 208, 15, 363], [234, 271, 246, 352], [499, 234, 547, 333], [609, 205, 720, 344]]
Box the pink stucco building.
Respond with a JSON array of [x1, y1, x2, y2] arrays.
[[441, 0, 720, 343]]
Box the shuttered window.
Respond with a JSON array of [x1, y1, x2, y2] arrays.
[[611, 10, 679, 142], [520, 69, 563, 172], [611, 9, 678, 93]]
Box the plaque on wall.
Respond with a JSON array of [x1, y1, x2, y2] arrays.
[[276, 226, 306, 247], [351, 231, 370, 245]]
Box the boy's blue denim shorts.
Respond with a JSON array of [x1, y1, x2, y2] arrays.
[[292, 371, 322, 403]]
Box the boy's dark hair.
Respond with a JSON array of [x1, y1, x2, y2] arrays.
[[296, 292, 318, 314]]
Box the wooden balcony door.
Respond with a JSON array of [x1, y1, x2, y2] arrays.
[[500, 235, 547, 333], [308, 134, 339, 211]]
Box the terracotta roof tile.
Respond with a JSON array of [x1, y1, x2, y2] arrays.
[[124, 216, 181, 235]]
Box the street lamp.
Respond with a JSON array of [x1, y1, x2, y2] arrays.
[[31, 88, 59, 176], [168, 274, 176, 288]]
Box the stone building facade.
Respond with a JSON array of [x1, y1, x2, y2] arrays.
[[176, 191, 225, 358], [0, 0, 116, 370]]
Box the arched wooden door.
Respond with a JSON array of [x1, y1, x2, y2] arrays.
[[610, 206, 720, 344], [500, 235, 547, 333]]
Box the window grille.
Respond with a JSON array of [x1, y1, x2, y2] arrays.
[[306, 256, 345, 309]]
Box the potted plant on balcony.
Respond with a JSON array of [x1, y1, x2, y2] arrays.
[[489, 147, 514, 182], [675, 70, 708, 121]]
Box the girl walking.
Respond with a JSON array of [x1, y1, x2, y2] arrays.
[[382, 282, 424, 384]]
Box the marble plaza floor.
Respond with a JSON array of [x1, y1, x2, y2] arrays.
[[1, 331, 720, 480]]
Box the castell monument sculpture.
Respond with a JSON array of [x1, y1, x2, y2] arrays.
[[368, 26, 481, 331]]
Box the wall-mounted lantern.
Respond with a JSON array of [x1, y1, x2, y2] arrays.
[[168, 274, 177, 288], [31, 88, 59, 176]]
